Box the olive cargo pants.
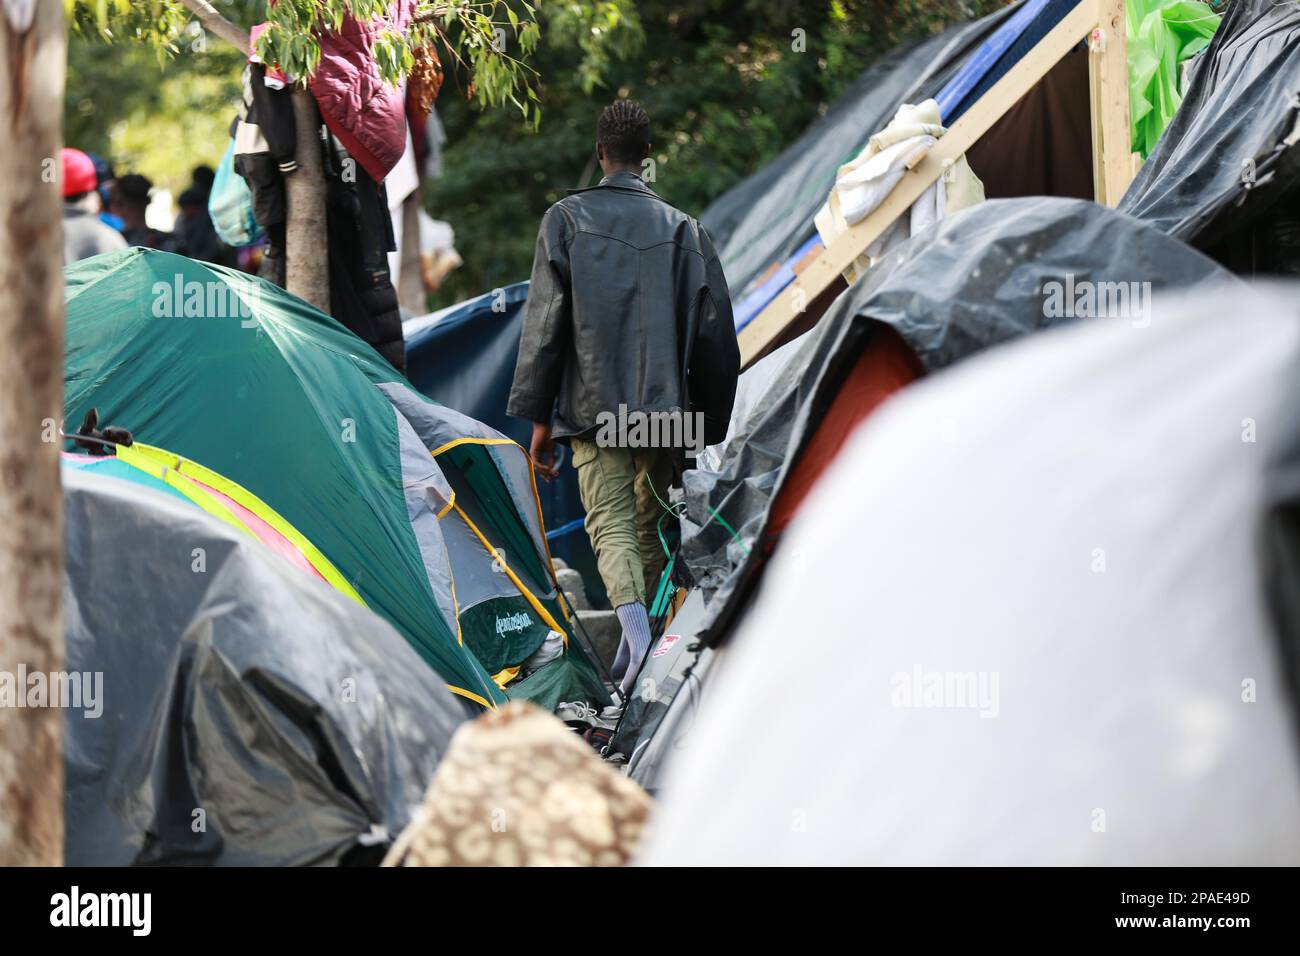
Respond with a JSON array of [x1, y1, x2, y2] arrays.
[[570, 438, 677, 609]]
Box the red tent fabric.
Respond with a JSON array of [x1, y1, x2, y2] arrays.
[[766, 324, 924, 541]]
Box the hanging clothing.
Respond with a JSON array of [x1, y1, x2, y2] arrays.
[[308, 1, 416, 183], [814, 99, 984, 284], [232, 62, 297, 233], [324, 138, 407, 374]]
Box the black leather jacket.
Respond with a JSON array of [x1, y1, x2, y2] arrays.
[[508, 171, 739, 447]]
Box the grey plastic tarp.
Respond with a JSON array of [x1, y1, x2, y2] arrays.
[[700, 3, 1024, 297], [1119, 0, 1300, 254], [682, 197, 1240, 643], [63, 466, 469, 866]]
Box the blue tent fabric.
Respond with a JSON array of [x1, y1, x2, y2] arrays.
[[709, 0, 1091, 326], [61, 455, 194, 506], [942, 0, 1086, 123], [732, 235, 823, 332], [403, 284, 604, 598], [935, 0, 1052, 121]]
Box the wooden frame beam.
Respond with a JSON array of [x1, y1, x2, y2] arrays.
[[738, 0, 1130, 369], [1089, 0, 1135, 206]]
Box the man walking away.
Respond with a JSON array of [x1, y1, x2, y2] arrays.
[[61, 148, 127, 264], [508, 100, 739, 703]]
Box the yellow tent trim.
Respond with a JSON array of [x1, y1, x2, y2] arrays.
[[491, 666, 521, 689], [437, 489, 457, 520], [522, 447, 571, 622], [430, 437, 571, 623], [117, 442, 365, 606], [446, 551, 464, 647], [449, 500, 568, 645], [447, 684, 497, 709], [429, 436, 516, 457]]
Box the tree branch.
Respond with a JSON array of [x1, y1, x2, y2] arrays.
[[176, 0, 249, 56]]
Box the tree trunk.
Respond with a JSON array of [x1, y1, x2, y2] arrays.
[[176, 1, 329, 312], [286, 90, 331, 313], [398, 187, 424, 314], [0, 0, 66, 867]]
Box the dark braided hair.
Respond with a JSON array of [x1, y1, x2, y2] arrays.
[[597, 99, 651, 164]]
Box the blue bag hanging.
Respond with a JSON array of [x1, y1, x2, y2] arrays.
[[208, 139, 264, 247]]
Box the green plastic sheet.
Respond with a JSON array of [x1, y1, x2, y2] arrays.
[[1128, 0, 1222, 158]]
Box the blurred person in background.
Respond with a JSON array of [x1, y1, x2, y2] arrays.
[[62, 147, 127, 264], [190, 164, 216, 198], [175, 185, 236, 267], [110, 173, 183, 252], [87, 153, 124, 232]]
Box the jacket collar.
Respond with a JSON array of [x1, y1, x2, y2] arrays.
[[567, 169, 657, 196]]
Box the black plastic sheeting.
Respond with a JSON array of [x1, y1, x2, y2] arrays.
[[1119, 0, 1300, 257], [63, 467, 469, 866], [700, 3, 1023, 297], [403, 286, 604, 602], [682, 197, 1241, 644]]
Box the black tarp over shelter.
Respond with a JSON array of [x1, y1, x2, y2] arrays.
[[62, 465, 467, 866], [682, 198, 1240, 646], [1119, 0, 1300, 275]]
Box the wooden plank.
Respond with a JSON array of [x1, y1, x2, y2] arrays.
[[738, 0, 1099, 369], [1095, 0, 1134, 206], [1088, 26, 1107, 202]]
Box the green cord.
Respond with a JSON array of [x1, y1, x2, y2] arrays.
[[643, 472, 751, 618]]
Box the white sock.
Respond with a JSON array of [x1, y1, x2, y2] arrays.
[[615, 601, 653, 695]]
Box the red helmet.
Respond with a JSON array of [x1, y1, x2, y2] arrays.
[[61, 148, 99, 198]]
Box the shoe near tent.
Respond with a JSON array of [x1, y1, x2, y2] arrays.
[[640, 283, 1300, 865], [63, 248, 607, 712], [378, 383, 607, 705], [682, 197, 1238, 645], [1118, 0, 1300, 275], [402, 284, 603, 604], [61, 459, 467, 865]]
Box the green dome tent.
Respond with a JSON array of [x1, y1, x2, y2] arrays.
[[64, 249, 607, 711]]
